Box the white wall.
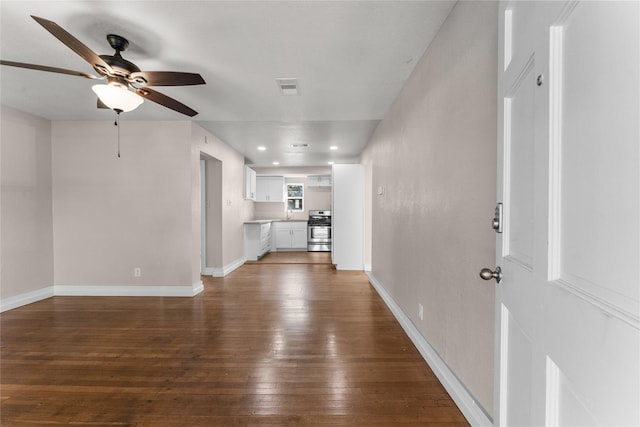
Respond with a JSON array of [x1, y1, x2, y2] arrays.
[[363, 160, 372, 270], [360, 1, 497, 415], [1, 106, 54, 304], [332, 164, 364, 270]]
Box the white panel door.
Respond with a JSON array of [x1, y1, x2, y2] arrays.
[[494, 1, 639, 425]]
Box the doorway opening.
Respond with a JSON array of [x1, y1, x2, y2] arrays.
[[200, 154, 223, 275]]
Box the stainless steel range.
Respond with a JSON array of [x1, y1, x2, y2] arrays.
[[307, 210, 331, 252]]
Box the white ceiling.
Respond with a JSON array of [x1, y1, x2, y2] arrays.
[[0, 1, 455, 167]]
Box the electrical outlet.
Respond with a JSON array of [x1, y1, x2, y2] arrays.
[[418, 303, 424, 320], [134, 267, 141, 277]]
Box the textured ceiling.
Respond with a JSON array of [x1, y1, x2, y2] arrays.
[[0, 1, 455, 166]]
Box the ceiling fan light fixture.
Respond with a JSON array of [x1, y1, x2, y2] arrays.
[[92, 83, 144, 112]]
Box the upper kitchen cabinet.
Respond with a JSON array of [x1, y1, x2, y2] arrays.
[[307, 175, 332, 187], [256, 176, 285, 202], [244, 166, 256, 201]]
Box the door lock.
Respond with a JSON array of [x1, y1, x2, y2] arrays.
[[479, 267, 502, 284], [492, 203, 503, 233]]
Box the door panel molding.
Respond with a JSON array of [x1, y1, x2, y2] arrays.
[[553, 279, 639, 329], [547, 1, 639, 325], [503, 56, 536, 268]]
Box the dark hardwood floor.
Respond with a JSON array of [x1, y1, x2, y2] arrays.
[[246, 251, 333, 264], [1, 253, 469, 426]]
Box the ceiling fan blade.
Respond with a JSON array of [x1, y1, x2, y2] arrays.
[[0, 60, 100, 79], [129, 71, 205, 86], [135, 87, 198, 117], [31, 15, 113, 75]]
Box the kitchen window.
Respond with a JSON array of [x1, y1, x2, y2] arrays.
[[286, 183, 304, 211]]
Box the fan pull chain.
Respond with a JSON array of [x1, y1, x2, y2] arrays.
[[114, 109, 122, 158]]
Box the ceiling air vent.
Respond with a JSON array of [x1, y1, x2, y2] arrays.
[[276, 78, 299, 96]]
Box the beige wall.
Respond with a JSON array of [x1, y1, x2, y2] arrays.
[[1, 111, 250, 303], [203, 156, 223, 269], [190, 123, 251, 276], [360, 1, 497, 414], [52, 121, 194, 287], [1, 106, 54, 300], [49, 120, 249, 291]]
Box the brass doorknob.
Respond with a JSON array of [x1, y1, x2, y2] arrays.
[[479, 267, 502, 283]]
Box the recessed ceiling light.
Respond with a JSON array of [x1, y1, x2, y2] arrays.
[[257, 146, 266, 151], [328, 161, 334, 165], [273, 161, 280, 165], [330, 146, 338, 150]]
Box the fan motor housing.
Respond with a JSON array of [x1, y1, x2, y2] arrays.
[[97, 34, 140, 77], [98, 54, 140, 77]]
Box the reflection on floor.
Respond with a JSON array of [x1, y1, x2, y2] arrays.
[[248, 251, 332, 264]]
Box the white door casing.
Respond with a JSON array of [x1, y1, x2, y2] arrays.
[[495, 1, 639, 426], [200, 159, 206, 273]]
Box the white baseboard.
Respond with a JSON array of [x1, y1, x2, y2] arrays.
[[2, 281, 204, 313], [1, 286, 55, 312], [201, 267, 217, 276], [210, 257, 245, 277], [191, 280, 205, 296], [367, 272, 493, 427], [55, 283, 204, 297], [364, 263, 372, 272]]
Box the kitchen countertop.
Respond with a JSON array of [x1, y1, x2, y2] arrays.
[[244, 219, 308, 224]]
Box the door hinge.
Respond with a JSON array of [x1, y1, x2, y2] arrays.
[[492, 203, 503, 233]]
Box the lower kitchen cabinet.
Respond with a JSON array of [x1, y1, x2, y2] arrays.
[[244, 221, 272, 261], [273, 221, 307, 250]]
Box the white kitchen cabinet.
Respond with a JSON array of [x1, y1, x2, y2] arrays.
[[291, 224, 308, 248], [273, 221, 308, 249], [331, 164, 363, 270], [307, 175, 331, 187], [256, 176, 284, 202], [244, 221, 271, 260], [244, 166, 256, 201]]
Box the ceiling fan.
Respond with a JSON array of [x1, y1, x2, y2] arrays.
[[1, 15, 205, 117]]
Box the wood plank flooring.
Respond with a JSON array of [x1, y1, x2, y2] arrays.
[[1, 254, 469, 426], [246, 251, 332, 264]]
